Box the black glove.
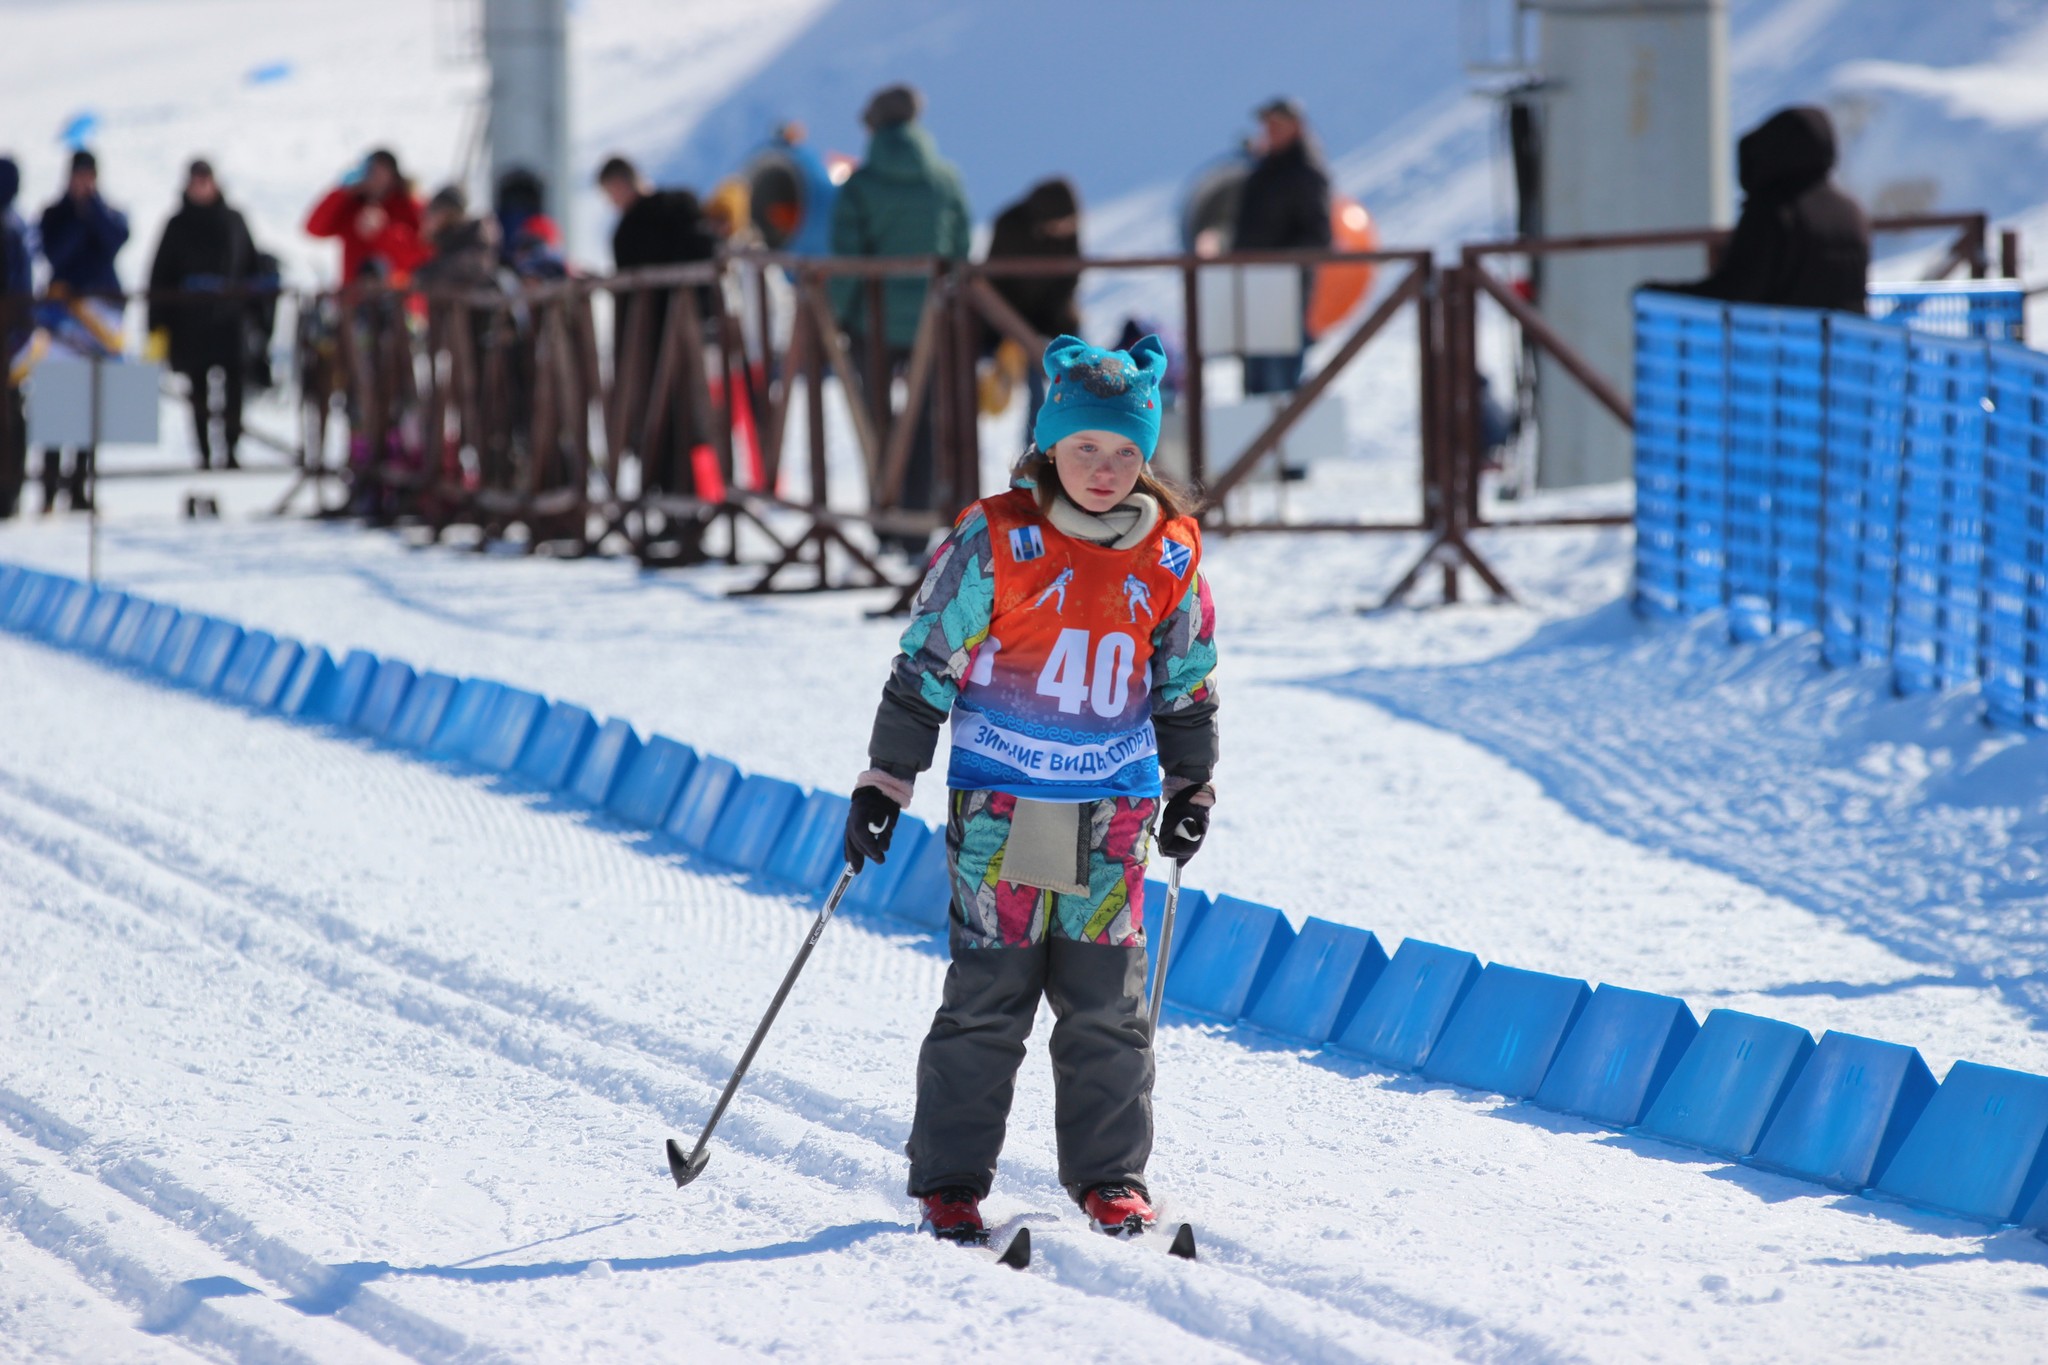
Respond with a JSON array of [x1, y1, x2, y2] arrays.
[[1156, 785, 1212, 863], [844, 785, 902, 872]]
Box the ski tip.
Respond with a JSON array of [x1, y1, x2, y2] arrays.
[[666, 1138, 708, 1189], [1167, 1222, 1197, 1261], [997, 1226, 1031, 1270]]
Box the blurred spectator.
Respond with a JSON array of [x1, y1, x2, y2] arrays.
[[147, 159, 257, 470], [831, 83, 970, 548], [305, 148, 427, 286], [37, 149, 129, 512], [984, 177, 1081, 436], [761, 121, 837, 256], [415, 185, 499, 289], [1233, 98, 1330, 395], [1, 155, 30, 520], [1651, 106, 1870, 313], [494, 167, 567, 280]]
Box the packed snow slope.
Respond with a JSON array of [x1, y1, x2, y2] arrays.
[[5, 503, 2048, 1360]]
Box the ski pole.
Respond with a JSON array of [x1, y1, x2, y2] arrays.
[[666, 862, 858, 1188], [1147, 860, 1183, 1032]]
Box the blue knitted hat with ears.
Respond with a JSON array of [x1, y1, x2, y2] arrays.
[[1032, 333, 1169, 460]]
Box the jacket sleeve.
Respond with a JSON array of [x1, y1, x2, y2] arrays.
[[1149, 573, 1220, 790], [1655, 202, 1782, 303], [827, 178, 866, 326], [94, 199, 129, 255], [146, 218, 179, 333], [942, 169, 972, 261], [866, 506, 996, 781], [303, 188, 355, 240], [39, 204, 81, 279]]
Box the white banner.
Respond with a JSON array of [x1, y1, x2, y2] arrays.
[[952, 711, 1156, 784]]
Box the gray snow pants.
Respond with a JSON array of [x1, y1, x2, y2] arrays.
[[906, 928, 1153, 1204]]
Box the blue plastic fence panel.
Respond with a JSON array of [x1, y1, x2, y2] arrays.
[[1869, 283, 2026, 342], [352, 658, 416, 738], [278, 646, 340, 718], [1750, 1031, 1937, 1192], [77, 590, 128, 653], [1893, 331, 1990, 694], [248, 639, 306, 710], [1765, 309, 1827, 630], [704, 774, 805, 871], [28, 576, 76, 635], [2, 571, 54, 630], [217, 630, 275, 701], [426, 679, 503, 758], [666, 754, 743, 852], [1421, 963, 1591, 1099], [129, 604, 181, 668], [1633, 293, 1728, 616], [1635, 1009, 1814, 1159], [767, 789, 852, 893], [44, 583, 98, 645], [569, 718, 642, 808], [106, 597, 154, 659], [605, 734, 696, 828], [1874, 1061, 2048, 1223], [1243, 918, 1389, 1046], [387, 672, 459, 749], [1723, 306, 1780, 639], [844, 818, 929, 916], [1330, 939, 1482, 1072], [1982, 342, 2048, 729], [2024, 1174, 2048, 1235], [1820, 316, 1911, 668], [888, 830, 953, 929], [1144, 881, 1213, 1000], [1165, 895, 1296, 1023], [154, 612, 207, 680], [1534, 985, 1698, 1128], [0, 564, 22, 615], [468, 687, 547, 771], [184, 619, 244, 692], [314, 648, 380, 727], [516, 701, 597, 789]]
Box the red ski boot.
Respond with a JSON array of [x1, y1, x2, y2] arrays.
[[917, 1187, 989, 1244], [1082, 1183, 1156, 1237]]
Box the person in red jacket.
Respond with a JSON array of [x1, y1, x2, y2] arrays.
[[304, 149, 427, 286]]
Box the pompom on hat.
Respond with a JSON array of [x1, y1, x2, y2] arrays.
[[1032, 333, 1169, 461]]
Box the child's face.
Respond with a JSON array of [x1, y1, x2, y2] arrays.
[[1052, 430, 1144, 513]]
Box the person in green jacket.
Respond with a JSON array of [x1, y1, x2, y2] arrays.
[[831, 84, 972, 553]]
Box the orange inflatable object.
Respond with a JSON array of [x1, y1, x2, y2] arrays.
[[1308, 197, 1379, 339]]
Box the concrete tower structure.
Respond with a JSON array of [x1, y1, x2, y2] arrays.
[[483, 0, 572, 250]]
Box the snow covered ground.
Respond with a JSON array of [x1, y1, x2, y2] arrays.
[[4, 500, 2048, 1361]]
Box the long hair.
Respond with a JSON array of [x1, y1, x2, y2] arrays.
[[1012, 443, 1199, 521]]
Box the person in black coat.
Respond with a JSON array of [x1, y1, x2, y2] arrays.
[[985, 177, 1082, 436], [1, 155, 30, 520], [148, 160, 256, 469], [1232, 98, 1331, 394], [1652, 106, 1870, 314]]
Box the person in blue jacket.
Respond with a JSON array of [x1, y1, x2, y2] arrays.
[[36, 149, 129, 512]]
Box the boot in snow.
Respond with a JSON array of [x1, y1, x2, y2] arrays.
[[1082, 1183, 1155, 1236], [917, 1187, 988, 1244]]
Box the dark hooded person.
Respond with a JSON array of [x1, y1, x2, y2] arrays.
[[148, 159, 257, 469]]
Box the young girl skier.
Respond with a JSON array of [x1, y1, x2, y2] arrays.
[[844, 333, 1220, 1243]]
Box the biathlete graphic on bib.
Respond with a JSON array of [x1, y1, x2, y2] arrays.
[[945, 489, 1201, 802]]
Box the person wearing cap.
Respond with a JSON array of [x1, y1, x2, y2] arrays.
[[847, 333, 1221, 1246], [35, 149, 129, 511], [304, 148, 427, 286], [147, 159, 257, 469], [983, 177, 1084, 437], [830, 83, 971, 550], [1233, 97, 1331, 395], [1, 154, 32, 518]]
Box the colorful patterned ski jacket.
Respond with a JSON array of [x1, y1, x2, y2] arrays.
[[868, 487, 1219, 802]]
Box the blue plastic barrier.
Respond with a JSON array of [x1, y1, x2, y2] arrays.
[[569, 718, 642, 808], [888, 830, 953, 927], [706, 774, 805, 871], [1982, 345, 2048, 729], [386, 672, 459, 749], [1242, 918, 1388, 1046], [184, 619, 244, 691], [217, 630, 276, 701], [665, 755, 743, 852], [1165, 895, 1296, 1022], [1893, 332, 1990, 694], [426, 679, 502, 758], [1633, 293, 1731, 616], [1750, 1031, 1937, 1192], [468, 687, 547, 771], [353, 659, 416, 738], [516, 701, 596, 789], [1635, 1010, 1815, 1159], [1819, 317, 1910, 668], [1421, 963, 1591, 1098], [605, 734, 696, 828], [843, 818, 929, 917], [247, 639, 305, 710], [1144, 881, 1213, 999], [154, 613, 207, 680], [765, 789, 851, 893], [1534, 985, 1698, 1128], [76, 591, 128, 652], [1330, 939, 1482, 1071], [45, 583, 98, 644], [2023, 1175, 2048, 1235], [278, 646, 340, 718], [1873, 1061, 2048, 1223], [105, 598, 154, 658], [2, 572, 55, 631], [314, 648, 380, 727], [0, 564, 21, 614], [1869, 283, 2026, 341]]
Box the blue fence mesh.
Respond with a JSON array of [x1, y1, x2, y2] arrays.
[[1869, 283, 2026, 342], [1893, 333, 1989, 693], [1983, 347, 2048, 729], [1633, 293, 1730, 616], [1723, 307, 1827, 637], [1820, 318, 1909, 668]]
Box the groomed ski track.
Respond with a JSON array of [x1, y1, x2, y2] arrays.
[[2, 522, 2046, 1361]]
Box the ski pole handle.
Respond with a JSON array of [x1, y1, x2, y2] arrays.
[[1147, 860, 1182, 1032]]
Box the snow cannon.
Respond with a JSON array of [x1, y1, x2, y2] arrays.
[[1178, 154, 1379, 339], [743, 126, 843, 255]]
